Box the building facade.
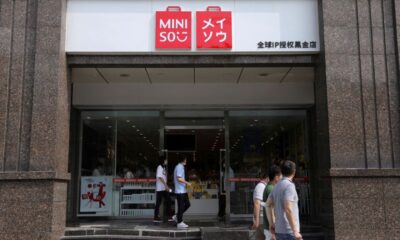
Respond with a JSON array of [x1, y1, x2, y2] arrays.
[[0, 0, 399, 239]]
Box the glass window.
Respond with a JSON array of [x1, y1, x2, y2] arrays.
[[228, 110, 309, 215], [79, 111, 160, 217]]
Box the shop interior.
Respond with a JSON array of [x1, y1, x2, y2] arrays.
[[77, 110, 310, 219]]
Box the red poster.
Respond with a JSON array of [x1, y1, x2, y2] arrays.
[[196, 6, 232, 49], [156, 6, 191, 49]]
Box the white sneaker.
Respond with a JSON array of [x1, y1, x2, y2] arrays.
[[177, 222, 189, 229], [172, 215, 177, 223]]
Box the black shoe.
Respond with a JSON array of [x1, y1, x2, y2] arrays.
[[153, 217, 162, 223]]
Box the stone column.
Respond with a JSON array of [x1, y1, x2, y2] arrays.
[[318, 0, 400, 239], [0, 0, 69, 239]]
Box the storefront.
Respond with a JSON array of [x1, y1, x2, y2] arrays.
[[65, 0, 319, 220], [2, 0, 400, 239]]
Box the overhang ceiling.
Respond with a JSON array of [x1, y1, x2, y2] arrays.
[[71, 67, 314, 84]]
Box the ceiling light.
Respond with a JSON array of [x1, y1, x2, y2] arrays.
[[126, 120, 130, 123], [140, 133, 143, 136], [254, 119, 259, 122], [132, 125, 136, 128], [86, 116, 91, 119], [136, 129, 140, 132], [250, 124, 254, 127], [105, 116, 110, 119], [108, 126, 112, 128]]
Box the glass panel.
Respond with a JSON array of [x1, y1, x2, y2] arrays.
[[79, 111, 160, 217], [79, 111, 116, 216], [81, 111, 116, 177], [228, 110, 309, 216]]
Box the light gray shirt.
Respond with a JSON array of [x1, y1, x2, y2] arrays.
[[268, 177, 300, 234]]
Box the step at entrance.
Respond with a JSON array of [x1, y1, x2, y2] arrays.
[[62, 227, 201, 240], [61, 224, 325, 240]]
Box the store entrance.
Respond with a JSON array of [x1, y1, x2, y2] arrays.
[[163, 118, 225, 217], [74, 110, 312, 221]]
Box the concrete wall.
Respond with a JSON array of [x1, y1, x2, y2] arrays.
[[0, 0, 70, 239]]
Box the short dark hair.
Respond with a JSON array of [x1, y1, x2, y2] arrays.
[[180, 155, 187, 163], [268, 165, 282, 181], [281, 160, 296, 177], [159, 155, 166, 165], [259, 170, 268, 179]]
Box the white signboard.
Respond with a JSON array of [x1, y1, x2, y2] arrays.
[[80, 176, 112, 215], [66, 0, 319, 54]]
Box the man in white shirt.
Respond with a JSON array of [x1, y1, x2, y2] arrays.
[[154, 155, 172, 223], [251, 171, 269, 240]]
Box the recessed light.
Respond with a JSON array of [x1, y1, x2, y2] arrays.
[[86, 116, 91, 119], [108, 126, 112, 128], [140, 133, 143, 136], [132, 125, 136, 128], [105, 116, 110, 119], [254, 119, 259, 122], [126, 120, 130, 123], [136, 129, 140, 132], [250, 124, 254, 127]]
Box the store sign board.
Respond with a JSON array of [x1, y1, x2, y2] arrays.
[[196, 7, 232, 49], [80, 176, 112, 214], [156, 7, 191, 49], [66, 0, 320, 54]]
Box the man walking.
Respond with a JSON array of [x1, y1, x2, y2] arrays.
[[266, 160, 302, 240], [173, 155, 192, 228], [262, 165, 282, 240], [154, 155, 172, 223], [251, 171, 269, 240]]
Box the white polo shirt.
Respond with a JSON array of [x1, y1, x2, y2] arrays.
[[156, 165, 167, 192]]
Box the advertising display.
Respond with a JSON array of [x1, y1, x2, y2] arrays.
[[80, 176, 112, 215], [66, 0, 319, 53], [196, 6, 232, 49], [156, 6, 192, 49]]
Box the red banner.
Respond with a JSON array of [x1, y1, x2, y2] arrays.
[[196, 6, 232, 49], [156, 6, 192, 49]]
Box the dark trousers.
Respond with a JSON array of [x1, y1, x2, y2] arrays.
[[218, 193, 226, 217], [176, 193, 191, 223], [154, 190, 171, 219]]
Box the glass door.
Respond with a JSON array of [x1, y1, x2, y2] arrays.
[[163, 113, 225, 217]]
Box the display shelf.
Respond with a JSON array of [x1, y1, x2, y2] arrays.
[[119, 182, 156, 217], [120, 209, 154, 217], [121, 193, 156, 204]]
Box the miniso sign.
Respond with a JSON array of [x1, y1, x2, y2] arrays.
[[66, 0, 319, 54]]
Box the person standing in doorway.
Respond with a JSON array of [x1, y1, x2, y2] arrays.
[[251, 171, 269, 240], [154, 155, 172, 223], [173, 155, 192, 229], [263, 165, 282, 240], [266, 160, 302, 240]]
